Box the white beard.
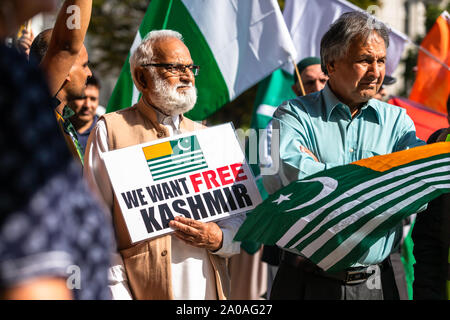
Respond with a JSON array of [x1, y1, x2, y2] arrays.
[[150, 74, 197, 116]]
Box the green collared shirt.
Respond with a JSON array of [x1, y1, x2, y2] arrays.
[[268, 84, 425, 265]]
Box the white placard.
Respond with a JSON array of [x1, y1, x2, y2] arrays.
[[103, 123, 262, 244]]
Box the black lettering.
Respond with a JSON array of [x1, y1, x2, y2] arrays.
[[232, 184, 253, 208], [223, 186, 238, 210], [158, 203, 175, 228], [121, 190, 139, 209], [140, 207, 161, 233], [136, 188, 147, 206], [162, 182, 174, 200], [178, 177, 190, 194], [187, 195, 208, 220], [146, 185, 164, 203], [203, 189, 229, 216], [169, 180, 183, 197], [172, 200, 191, 219]]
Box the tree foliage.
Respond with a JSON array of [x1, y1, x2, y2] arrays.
[[88, 0, 146, 78]]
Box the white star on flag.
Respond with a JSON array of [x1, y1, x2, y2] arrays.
[[273, 193, 292, 205]]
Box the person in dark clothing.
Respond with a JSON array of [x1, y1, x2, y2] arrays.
[[412, 98, 450, 300], [0, 0, 114, 300]]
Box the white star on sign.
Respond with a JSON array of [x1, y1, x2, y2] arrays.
[[273, 193, 292, 205]]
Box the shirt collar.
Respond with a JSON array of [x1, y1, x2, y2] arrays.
[[142, 97, 180, 130], [322, 83, 382, 124]]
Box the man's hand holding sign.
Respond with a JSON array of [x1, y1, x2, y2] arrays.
[[83, 31, 261, 300], [104, 124, 260, 244], [170, 216, 223, 251]]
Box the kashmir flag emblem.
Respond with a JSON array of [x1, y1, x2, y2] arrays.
[[143, 135, 207, 181], [234, 142, 450, 272]]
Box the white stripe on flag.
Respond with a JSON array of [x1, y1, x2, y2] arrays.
[[148, 150, 203, 166], [256, 104, 278, 118], [151, 157, 206, 174], [288, 164, 450, 250], [276, 157, 450, 247], [153, 162, 208, 180], [181, 0, 297, 100], [317, 182, 450, 270]]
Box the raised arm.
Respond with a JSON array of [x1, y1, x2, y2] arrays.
[[40, 0, 92, 97]]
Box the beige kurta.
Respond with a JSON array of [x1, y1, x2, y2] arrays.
[[84, 98, 243, 299]]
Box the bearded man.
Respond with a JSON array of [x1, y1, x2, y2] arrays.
[[83, 30, 243, 300]]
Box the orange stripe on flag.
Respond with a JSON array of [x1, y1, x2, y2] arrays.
[[353, 142, 450, 172], [142, 141, 173, 161]]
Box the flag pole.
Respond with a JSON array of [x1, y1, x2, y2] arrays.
[[291, 56, 306, 96]]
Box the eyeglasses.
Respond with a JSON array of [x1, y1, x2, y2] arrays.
[[141, 63, 200, 76]]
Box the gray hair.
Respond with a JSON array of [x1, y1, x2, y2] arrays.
[[129, 29, 183, 89], [320, 11, 390, 75]]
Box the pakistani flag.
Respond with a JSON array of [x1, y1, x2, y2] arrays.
[[143, 135, 206, 181], [107, 0, 297, 120], [235, 142, 450, 272]]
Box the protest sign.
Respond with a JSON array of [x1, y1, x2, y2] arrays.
[[103, 123, 262, 243]]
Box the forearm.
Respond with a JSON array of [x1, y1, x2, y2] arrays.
[[41, 0, 92, 96], [51, 0, 91, 53]]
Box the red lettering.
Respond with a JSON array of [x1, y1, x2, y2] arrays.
[[202, 170, 221, 189], [189, 173, 203, 192], [217, 166, 233, 186], [230, 163, 247, 182]]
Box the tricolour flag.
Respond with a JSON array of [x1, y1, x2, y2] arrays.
[[143, 135, 207, 181], [409, 11, 450, 114], [107, 0, 297, 121], [235, 142, 450, 272]]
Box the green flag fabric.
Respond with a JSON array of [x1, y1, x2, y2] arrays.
[[235, 142, 450, 272], [240, 69, 296, 254], [106, 0, 297, 121]]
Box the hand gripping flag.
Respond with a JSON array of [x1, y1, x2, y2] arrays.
[[235, 142, 450, 272]]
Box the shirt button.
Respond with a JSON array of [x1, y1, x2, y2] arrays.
[[349, 148, 354, 153], [161, 250, 167, 257]]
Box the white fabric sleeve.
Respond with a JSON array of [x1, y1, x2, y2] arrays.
[[83, 119, 133, 300], [108, 253, 133, 300], [212, 213, 246, 258], [83, 119, 113, 209]]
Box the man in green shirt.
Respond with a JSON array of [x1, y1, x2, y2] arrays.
[[267, 11, 428, 300]]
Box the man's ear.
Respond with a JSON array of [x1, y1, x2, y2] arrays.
[[326, 61, 335, 75], [134, 68, 147, 90]]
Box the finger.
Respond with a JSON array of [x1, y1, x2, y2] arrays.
[[173, 216, 202, 228], [170, 219, 199, 236], [173, 230, 202, 247]]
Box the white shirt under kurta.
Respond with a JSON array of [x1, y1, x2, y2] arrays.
[[84, 109, 243, 300]]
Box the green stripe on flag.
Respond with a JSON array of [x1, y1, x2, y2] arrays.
[[107, 58, 135, 113], [152, 163, 208, 181], [151, 157, 206, 174], [234, 147, 450, 271]]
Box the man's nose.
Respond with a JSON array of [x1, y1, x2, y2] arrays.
[[179, 68, 195, 84], [369, 61, 382, 79], [86, 66, 93, 78]]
